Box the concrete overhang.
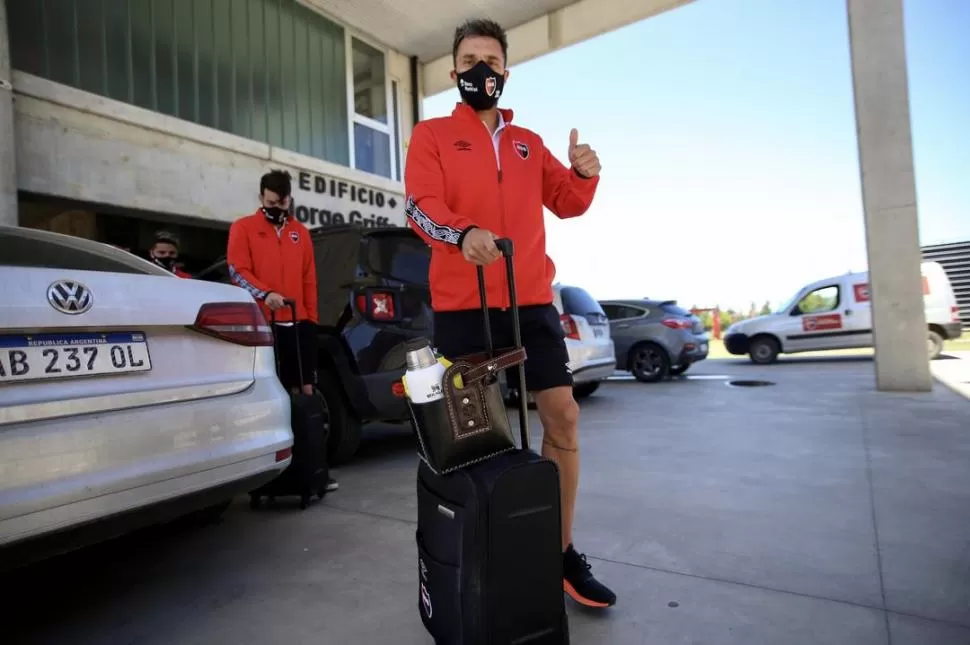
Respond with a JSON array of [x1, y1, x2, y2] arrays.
[[303, 0, 693, 96]]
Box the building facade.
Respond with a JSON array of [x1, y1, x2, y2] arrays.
[[3, 0, 415, 271]]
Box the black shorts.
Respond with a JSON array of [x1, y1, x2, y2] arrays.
[[433, 305, 572, 393], [273, 322, 318, 391]]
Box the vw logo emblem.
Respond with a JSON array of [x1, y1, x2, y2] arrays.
[[47, 280, 94, 315]]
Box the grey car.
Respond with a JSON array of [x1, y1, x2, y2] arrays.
[[599, 299, 709, 382]]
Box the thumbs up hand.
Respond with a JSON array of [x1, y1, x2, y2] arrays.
[[567, 128, 601, 178]]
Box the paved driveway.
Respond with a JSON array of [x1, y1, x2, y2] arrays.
[[6, 357, 970, 645]]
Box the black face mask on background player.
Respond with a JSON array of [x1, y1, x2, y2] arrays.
[[152, 256, 175, 271], [456, 61, 505, 111], [262, 206, 288, 226]]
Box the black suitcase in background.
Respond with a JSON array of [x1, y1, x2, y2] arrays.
[[250, 300, 330, 510], [416, 239, 569, 645]]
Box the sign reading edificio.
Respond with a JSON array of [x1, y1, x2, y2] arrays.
[[291, 170, 405, 229]]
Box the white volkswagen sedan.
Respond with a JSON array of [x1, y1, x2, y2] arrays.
[[0, 226, 293, 568]]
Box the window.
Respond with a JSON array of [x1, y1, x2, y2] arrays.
[[602, 304, 647, 321], [7, 0, 350, 166], [794, 286, 840, 315], [349, 36, 394, 179], [364, 233, 430, 285], [660, 302, 692, 317]]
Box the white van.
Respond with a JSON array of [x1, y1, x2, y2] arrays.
[[723, 262, 963, 363]]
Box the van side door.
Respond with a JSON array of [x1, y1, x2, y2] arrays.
[[783, 282, 857, 353], [844, 277, 874, 347]]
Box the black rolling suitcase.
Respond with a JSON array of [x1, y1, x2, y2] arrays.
[[415, 239, 569, 645], [250, 300, 330, 510]]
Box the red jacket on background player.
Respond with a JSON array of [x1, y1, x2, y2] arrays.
[[226, 210, 318, 325]]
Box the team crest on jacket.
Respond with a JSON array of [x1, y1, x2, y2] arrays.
[[485, 76, 496, 97], [289, 231, 300, 243], [513, 140, 530, 160]]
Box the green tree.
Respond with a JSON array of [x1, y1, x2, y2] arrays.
[[759, 301, 772, 316]]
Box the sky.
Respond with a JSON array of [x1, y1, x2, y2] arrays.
[[421, 0, 970, 312]]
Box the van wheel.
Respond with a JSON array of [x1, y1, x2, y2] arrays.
[[928, 330, 944, 360], [317, 370, 361, 466], [749, 336, 780, 364], [629, 342, 670, 383]]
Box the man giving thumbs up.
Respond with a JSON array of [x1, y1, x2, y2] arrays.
[[404, 18, 615, 610]]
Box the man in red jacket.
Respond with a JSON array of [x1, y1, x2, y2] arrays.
[[148, 231, 192, 278], [404, 19, 613, 608], [227, 170, 337, 493]]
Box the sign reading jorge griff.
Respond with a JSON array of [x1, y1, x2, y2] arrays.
[[292, 170, 404, 229]]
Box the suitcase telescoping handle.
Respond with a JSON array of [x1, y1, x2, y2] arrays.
[[269, 298, 308, 389], [475, 237, 530, 450]]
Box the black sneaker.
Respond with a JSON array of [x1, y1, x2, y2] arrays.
[[563, 544, 616, 608], [325, 477, 339, 492]]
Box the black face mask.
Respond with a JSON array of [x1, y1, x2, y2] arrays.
[[456, 61, 504, 111], [262, 206, 288, 226], [152, 256, 175, 271]]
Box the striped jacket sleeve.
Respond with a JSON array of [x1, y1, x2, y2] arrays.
[[403, 122, 475, 252], [226, 219, 272, 301]]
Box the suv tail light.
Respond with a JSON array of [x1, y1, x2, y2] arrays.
[[560, 314, 581, 340], [356, 290, 397, 321], [953, 306, 961, 323], [192, 302, 274, 346], [661, 318, 691, 330]]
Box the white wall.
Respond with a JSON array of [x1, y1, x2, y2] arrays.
[[13, 72, 407, 230]]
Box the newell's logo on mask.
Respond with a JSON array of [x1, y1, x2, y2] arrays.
[[485, 76, 497, 97], [513, 141, 530, 160]]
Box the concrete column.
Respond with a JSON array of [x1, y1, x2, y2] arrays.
[[847, 0, 932, 392], [0, 0, 17, 227]]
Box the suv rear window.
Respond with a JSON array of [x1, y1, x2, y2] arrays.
[[660, 302, 692, 317], [560, 286, 606, 316], [365, 233, 430, 285]]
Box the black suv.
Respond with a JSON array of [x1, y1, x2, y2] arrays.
[[195, 225, 432, 464]]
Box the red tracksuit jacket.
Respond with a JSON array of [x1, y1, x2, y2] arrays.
[[226, 211, 318, 324], [404, 103, 599, 312]]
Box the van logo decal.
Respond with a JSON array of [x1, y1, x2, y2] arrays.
[[802, 313, 842, 332]]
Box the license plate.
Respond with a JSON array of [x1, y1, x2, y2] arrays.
[[700, 343, 708, 352], [0, 332, 152, 383]]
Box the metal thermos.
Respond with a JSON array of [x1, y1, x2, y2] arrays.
[[403, 338, 447, 404]]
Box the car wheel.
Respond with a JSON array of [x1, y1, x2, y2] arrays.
[[573, 382, 600, 399], [629, 343, 670, 383], [748, 336, 780, 365], [928, 330, 944, 360], [668, 364, 690, 377], [316, 370, 362, 466]]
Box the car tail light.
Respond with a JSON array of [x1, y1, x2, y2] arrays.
[[356, 290, 397, 321], [560, 314, 581, 340], [661, 318, 691, 330], [952, 306, 961, 323], [192, 302, 273, 346]]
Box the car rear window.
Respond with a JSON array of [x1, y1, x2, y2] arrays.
[[364, 232, 430, 285], [0, 228, 163, 275], [561, 286, 606, 316], [660, 302, 692, 317]]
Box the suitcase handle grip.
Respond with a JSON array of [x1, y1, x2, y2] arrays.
[[494, 237, 513, 258], [269, 298, 309, 389]]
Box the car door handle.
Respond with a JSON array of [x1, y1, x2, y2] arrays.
[[615, 323, 630, 329]]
